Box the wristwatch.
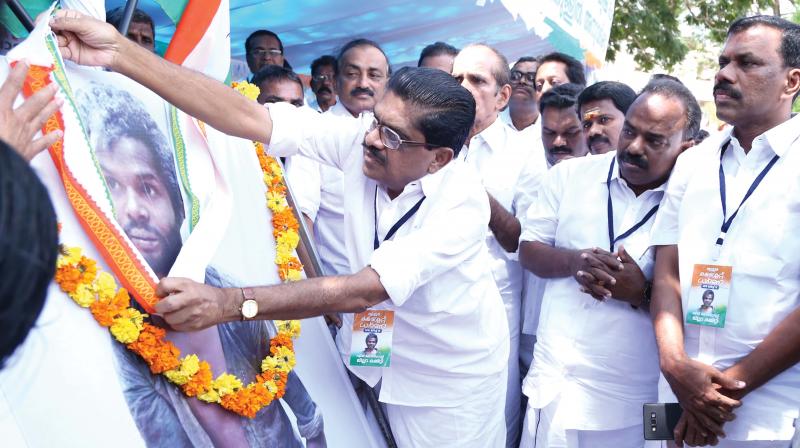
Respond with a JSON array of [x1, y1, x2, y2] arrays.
[[640, 281, 653, 308], [239, 287, 258, 320]]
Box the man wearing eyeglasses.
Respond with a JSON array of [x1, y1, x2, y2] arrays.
[[308, 55, 337, 113], [245, 30, 287, 80], [504, 56, 540, 137], [453, 43, 546, 447], [54, 11, 510, 445]]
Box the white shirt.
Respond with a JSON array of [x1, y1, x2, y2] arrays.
[[520, 151, 662, 430], [651, 115, 800, 441], [285, 102, 352, 276], [268, 102, 509, 408], [459, 117, 545, 329]]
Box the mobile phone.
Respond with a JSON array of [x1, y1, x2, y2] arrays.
[[643, 403, 683, 440]]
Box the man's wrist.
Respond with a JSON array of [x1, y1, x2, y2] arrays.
[[660, 351, 689, 375], [221, 287, 244, 322]]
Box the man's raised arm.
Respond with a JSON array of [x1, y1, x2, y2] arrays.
[[49, 10, 271, 144]]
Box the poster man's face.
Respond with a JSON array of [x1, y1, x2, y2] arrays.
[[366, 336, 377, 350], [702, 291, 715, 306], [98, 136, 182, 277]]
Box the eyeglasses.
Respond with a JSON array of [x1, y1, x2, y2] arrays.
[[312, 74, 334, 82], [249, 48, 282, 58], [368, 118, 438, 150], [510, 70, 537, 84]]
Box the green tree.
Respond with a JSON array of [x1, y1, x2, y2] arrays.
[[608, 0, 776, 70]]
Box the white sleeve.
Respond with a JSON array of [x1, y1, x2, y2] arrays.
[[519, 162, 568, 247], [285, 156, 322, 221]]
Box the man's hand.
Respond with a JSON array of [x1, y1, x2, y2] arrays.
[[570, 247, 622, 299], [673, 410, 720, 447], [663, 356, 745, 436], [155, 277, 237, 332], [0, 63, 62, 161], [50, 10, 124, 68]]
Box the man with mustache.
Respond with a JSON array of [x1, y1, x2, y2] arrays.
[[650, 15, 800, 447], [518, 78, 699, 448], [539, 83, 588, 168], [577, 81, 636, 155], [503, 57, 541, 147], [308, 55, 337, 112], [51, 11, 511, 443], [452, 43, 546, 447]]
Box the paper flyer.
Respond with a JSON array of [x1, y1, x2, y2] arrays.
[[350, 310, 394, 368], [685, 263, 732, 328]]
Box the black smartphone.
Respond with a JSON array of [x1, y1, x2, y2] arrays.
[[643, 403, 683, 440]]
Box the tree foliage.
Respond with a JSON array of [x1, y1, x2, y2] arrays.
[[608, 0, 775, 70]]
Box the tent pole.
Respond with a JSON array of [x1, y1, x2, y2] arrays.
[[117, 0, 140, 35], [5, 0, 34, 32]]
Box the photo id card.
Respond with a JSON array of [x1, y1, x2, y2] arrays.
[[349, 310, 394, 368], [685, 264, 732, 328]]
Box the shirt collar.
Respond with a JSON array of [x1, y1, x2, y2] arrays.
[[726, 113, 800, 158], [329, 101, 357, 118], [471, 116, 508, 154]]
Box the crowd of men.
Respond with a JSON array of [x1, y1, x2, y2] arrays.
[[1, 6, 799, 448]]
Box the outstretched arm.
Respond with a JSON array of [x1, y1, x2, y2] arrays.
[[155, 268, 389, 331], [49, 10, 271, 144]]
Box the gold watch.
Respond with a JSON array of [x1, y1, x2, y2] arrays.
[[239, 287, 258, 320]]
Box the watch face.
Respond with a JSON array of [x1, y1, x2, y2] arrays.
[[242, 299, 258, 319]]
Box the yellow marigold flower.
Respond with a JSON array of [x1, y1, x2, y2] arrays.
[[263, 380, 278, 395], [119, 308, 146, 331], [275, 320, 301, 338], [272, 345, 296, 370], [232, 81, 260, 101], [285, 268, 302, 282], [198, 389, 220, 403], [212, 373, 243, 396], [277, 231, 299, 249], [71, 283, 96, 308], [110, 317, 140, 344], [275, 250, 293, 265], [93, 271, 117, 300], [266, 193, 284, 211], [261, 356, 280, 372], [164, 354, 201, 386]]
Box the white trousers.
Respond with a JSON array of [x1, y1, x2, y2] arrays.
[[386, 369, 507, 448], [650, 440, 790, 447], [519, 399, 643, 448]]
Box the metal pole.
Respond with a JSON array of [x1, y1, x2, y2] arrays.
[[280, 160, 397, 447], [5, 0, 34, 33], [117, 0, 140, 35]]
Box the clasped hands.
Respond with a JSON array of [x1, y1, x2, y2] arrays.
[[568, 245, 646, 306]]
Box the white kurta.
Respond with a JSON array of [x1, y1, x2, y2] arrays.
[[651, 115, 800, 442], [520, 151, 662, 435]]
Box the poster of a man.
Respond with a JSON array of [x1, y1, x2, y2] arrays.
[[362, 333, 379, 357], [75, 79, 326, 447], [699, 289, 715, 314]]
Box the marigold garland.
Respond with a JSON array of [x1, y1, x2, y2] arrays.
[[54, 82, 306, 419]]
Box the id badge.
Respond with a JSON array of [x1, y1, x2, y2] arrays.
[[349, 310, 394, 368], [685, 264, 732, 328]]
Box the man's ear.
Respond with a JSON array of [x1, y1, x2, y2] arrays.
[[784, 67, 800, 101], [496, 83, 512, 111], [427, 147, 454, 174], [679, 138, 695, 154]]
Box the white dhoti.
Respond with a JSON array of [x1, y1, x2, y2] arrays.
[[386, 369, 507, 448], [520, 397, 643, 448]]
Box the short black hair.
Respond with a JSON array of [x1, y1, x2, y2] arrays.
[[252, 65, 303, 91], [245, 29, 283, 55], [649, 73, 684, 84], [106, 7, 154, 35], [386, 67, 476, 156], [577, 81, 637, 115], [311, 55, 337, 77], [0, 140, 58, 368], [639, 78, 702, 140], [513, 56, 538, 67], [539, 83, 584, 114], [728, 15, 800, 69], [417, 41, 458, 67], [537, 52, 586, 86], [337, 38, 391, 75]]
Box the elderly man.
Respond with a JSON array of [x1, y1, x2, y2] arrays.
[[577, 81, 636, 155], [505, 56, 540, 135], [519, 78, 700, 448], [452, 43, 545, 447], [650, 15, 800, 448], [308, 55, 337, 112], [51, 11, 509, 447]]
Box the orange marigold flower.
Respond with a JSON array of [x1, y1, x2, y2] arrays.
[[79, 257, 98, 283], [89, 300, 119, 327], [269, 334, 293, 352], [55, 265, 81, 293], [182, 361, 213, 397], [127, 324, 180, 373]]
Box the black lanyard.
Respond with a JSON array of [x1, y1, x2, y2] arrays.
[[606, 157, 660, 252], [373, 186, 426, 250], [715, 139, 779, 248]]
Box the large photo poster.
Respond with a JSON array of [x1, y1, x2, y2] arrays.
[[0, 17, 377, 447]]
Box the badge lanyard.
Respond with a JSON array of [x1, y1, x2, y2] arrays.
[[606, 158, 660, 252], [714, 140, 779, 258], [373, 186, 426, 250]]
